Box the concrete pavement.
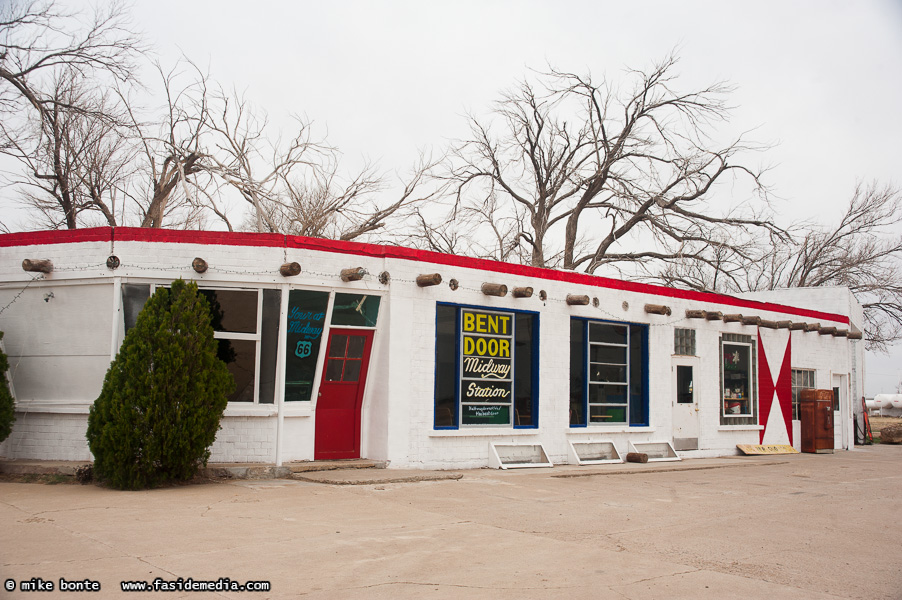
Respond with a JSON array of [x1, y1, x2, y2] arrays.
[[1, 446, 900, 599]]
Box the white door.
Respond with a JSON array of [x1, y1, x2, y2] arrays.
[[672, 358, 699, 450]]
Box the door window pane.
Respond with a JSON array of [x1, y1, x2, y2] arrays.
[[329, 335, 348, 358], [677, 365, 693, 403], [347, 335, 366, 359], [461, 404, 510, 426], [325, 359, 344, 382], [460, 309, 514, 426], [343, 360, 362, 382]]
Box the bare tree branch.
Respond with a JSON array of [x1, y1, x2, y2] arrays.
[[443, 53, 778, 273], [0, 0, 143, 123], [659, 182, 902, 351]]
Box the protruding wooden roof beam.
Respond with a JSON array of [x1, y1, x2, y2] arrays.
[[280, 262, 301, 277], [566, 294, 590, 306], [481, 283, 508, 297], [340, 267, 364, 282], [416, 273, 442, 287], [645, 304, 671, 316], [22, 259, 53, 273]]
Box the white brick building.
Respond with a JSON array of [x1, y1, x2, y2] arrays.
[[0, 228, 866, 468]]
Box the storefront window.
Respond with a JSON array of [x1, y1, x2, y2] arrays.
[[128, 285, 279, 404], [570, 318, 648, 427], [719, 333, 757, 424], [284, 290, 329, 401], [569, 320, 585, 425], [201, 288, 258, 333], [513, 312, 536, 426], [121, 283, 150, 332], [434, 305, 458, 427], [461, 308, 513, 425], [791, 369, 816, 420], [434, 303, 539, 429], [722, 342, 752, 417], [331, 293, 380, 327], [199, 288, 280, 404]]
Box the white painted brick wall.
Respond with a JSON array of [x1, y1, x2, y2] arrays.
[[0, 413, 92, 460], [0, 412, 277, 463], [382, 253, 856, 467], [209, 417, 277, 463], [0, 233, 862, 467]]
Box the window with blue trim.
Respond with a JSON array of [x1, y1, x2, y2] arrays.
[[434, 303, 539, 428], [570, 318, 648, 426]]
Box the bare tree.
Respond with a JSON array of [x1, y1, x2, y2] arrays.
[[0, 0, 143, 228], [0, 0, 141, 126], [1, 68, 134, 228], [661, 183, 902, 351], [204, 89, 326, 233], [123, 62, 212, 229], [407, 190, 529, 262], [243, 151, 446, 242], [448, 54, 784, 273]]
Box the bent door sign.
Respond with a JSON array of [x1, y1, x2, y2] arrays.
[[460, 309, 514, 426], [314, 329, 374, 460]]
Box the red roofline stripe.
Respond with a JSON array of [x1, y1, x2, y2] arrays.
[[1, 227, 850, 325]]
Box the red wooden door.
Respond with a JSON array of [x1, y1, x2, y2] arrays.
[[314, 329, 375, 460]]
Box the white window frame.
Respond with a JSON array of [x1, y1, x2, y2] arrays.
[[588, 321, 631, 425], [152, 284, 266, 405], [791, 368, 816, 421], [722, 341, 754, 418]]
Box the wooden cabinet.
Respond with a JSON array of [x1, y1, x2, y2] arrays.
[[800, 389, 834, 454]]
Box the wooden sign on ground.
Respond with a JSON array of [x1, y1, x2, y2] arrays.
[[737, 444, 799, 455]]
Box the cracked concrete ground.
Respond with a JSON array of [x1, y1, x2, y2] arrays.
[[1, 445, 900, 599]]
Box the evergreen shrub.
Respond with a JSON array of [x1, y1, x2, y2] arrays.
[[0, 332, 15, 443], [87, 279, 234, 490]]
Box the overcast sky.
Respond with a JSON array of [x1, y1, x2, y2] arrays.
[[125, 0, 902, 223], [5, 0, 902, 394]]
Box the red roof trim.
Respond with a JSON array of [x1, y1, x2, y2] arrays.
[[0, 227, 850, 324]]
